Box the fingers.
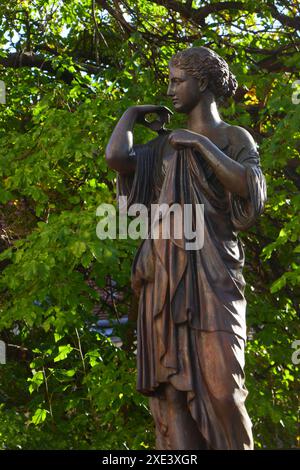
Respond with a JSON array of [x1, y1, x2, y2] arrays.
[[134, 105, 173, 121], [133, 105, 173, 133], [168, 133, 180, 149], [159, 105, 173, 115], [159, 106, 173, 123], [168, 130, 189, 149]]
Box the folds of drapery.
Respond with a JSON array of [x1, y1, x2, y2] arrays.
[[117, 139, 267, 233], [230, 151, 267, 231], [116, 134, 266, 449], [117, 139, 267, 341]]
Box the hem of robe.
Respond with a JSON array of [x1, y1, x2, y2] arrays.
[[136, 285, 253, 450]]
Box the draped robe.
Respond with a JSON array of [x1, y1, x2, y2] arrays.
[[117, 131, 267, 450]]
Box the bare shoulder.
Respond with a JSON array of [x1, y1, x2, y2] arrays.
[[224, 124, 257, 148]]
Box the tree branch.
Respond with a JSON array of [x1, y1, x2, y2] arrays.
[[0, 52, 101, 84], [96, 0, 134, 36], [147, 0, 247, 26], [149, 0, 300, 30], [267, 1, 300, 29]]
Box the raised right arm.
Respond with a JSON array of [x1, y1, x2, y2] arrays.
[[105, 105, 172, 174], [105, 107, 138, 174]]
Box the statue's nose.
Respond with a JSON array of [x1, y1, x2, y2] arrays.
[[167, 83, 174, 96]]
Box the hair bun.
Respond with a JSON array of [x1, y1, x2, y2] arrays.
[[224, 72, 238, 98]]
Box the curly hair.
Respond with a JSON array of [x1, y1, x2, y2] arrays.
[[169, 46, 238, 99]]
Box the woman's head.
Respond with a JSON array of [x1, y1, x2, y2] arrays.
[[169, 46, 237, 100]]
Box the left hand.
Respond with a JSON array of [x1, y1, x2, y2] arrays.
[[168, 129, 205, 150]]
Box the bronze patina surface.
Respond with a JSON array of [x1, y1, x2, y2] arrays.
[[105, 47, 267, 450]]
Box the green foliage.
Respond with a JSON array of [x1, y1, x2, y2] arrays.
[[0, 0, 299, 450], [0, 330, 153, 449]]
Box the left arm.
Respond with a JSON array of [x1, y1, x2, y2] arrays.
[[169, 129, 249, 199]]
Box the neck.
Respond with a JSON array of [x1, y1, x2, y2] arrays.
[[187, 92, 221, 134]]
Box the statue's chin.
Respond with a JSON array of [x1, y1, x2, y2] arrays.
[[172, 103, 189, 114]]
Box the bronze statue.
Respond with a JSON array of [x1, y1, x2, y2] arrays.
[[105, 47, 267, 450]]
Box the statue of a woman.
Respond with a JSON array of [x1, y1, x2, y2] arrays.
[[105, 47, 266, 450]]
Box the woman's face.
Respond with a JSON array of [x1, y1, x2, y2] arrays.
[[167, 65, 202, 114]]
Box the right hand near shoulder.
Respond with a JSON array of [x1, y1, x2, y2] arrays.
[[128, 105, 173, 133]]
